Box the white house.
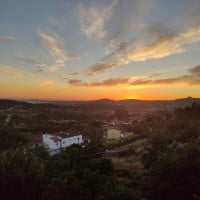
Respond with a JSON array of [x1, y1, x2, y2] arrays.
[[42, 132, 83, 155]]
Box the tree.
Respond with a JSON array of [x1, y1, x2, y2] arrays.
[[0, 127, 28, 150], [145, 145, 200, 200], [0, 147, 46, 200]]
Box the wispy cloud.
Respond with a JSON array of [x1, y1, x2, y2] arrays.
[[60, 71, 81, 80], [38, 31, 72, 72], [0, 35, 14, 42], [39, 80, 54, 86], [87, 26, 200, 75], [105, 48, 111, 55], [68, 77, 130, 87], [59, 73, 68, 80], [68, 79, 83, 85], [87, 62, 119, 75], [129, 65, 200, 86], [70, 72, 80, 77], [105, 0, 154, 46], [78, 0, 117, 40], [38, 31, 67, 60], [36, 60, 65, 72], [69, 65, 200, 87], [0, 64, 23, 78], [188, 65, 200, 74]]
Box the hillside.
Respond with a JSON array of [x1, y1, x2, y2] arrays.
[[47, 97, 200, 110], [1, 97, 200, 109]]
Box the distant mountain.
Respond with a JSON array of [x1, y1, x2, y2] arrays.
[[1, 97, 200, 110], [91, 98, 115, 103], [0, 99, 63, 109], [0, 99, 30, 108], [85, 97, 200, 104], [117, 97, 200, 110], [76, 97, 200, 111]]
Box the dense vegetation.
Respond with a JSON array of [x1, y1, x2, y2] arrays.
[[175, 102, 200, 120], [140, 121, 200, 199], [0, 144, 132, 200], [0, 101, 200, 199]]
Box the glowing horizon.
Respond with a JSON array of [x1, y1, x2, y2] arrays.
[[0, 0, 200, 100]]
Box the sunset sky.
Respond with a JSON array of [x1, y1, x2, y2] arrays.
[[0, 0, 200, 100]]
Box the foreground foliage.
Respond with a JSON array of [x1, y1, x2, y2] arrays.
[[0, 144, 132, 200], [0, 103, 200, 199]]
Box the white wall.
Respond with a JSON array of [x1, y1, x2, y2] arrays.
[[61, 135, 83, 148], [42, 134, 61, 151], [42, 134, 83, 154]]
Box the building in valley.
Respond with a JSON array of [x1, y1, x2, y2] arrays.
[[29, 132, 83, 155], [106, 128, 122, 140]]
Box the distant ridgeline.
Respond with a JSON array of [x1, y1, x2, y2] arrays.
[[1, 97, 200, 110], [0, 99, 63, 109], [0, 99, 30, 109]]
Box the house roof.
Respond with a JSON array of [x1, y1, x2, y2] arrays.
[[49, 136, 61, 142], [54, 132, 82, 139], [29, 134, 42, 144]]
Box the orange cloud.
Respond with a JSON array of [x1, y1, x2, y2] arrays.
[[69, 65, 200, 88], [87, 27, 200, 74]]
